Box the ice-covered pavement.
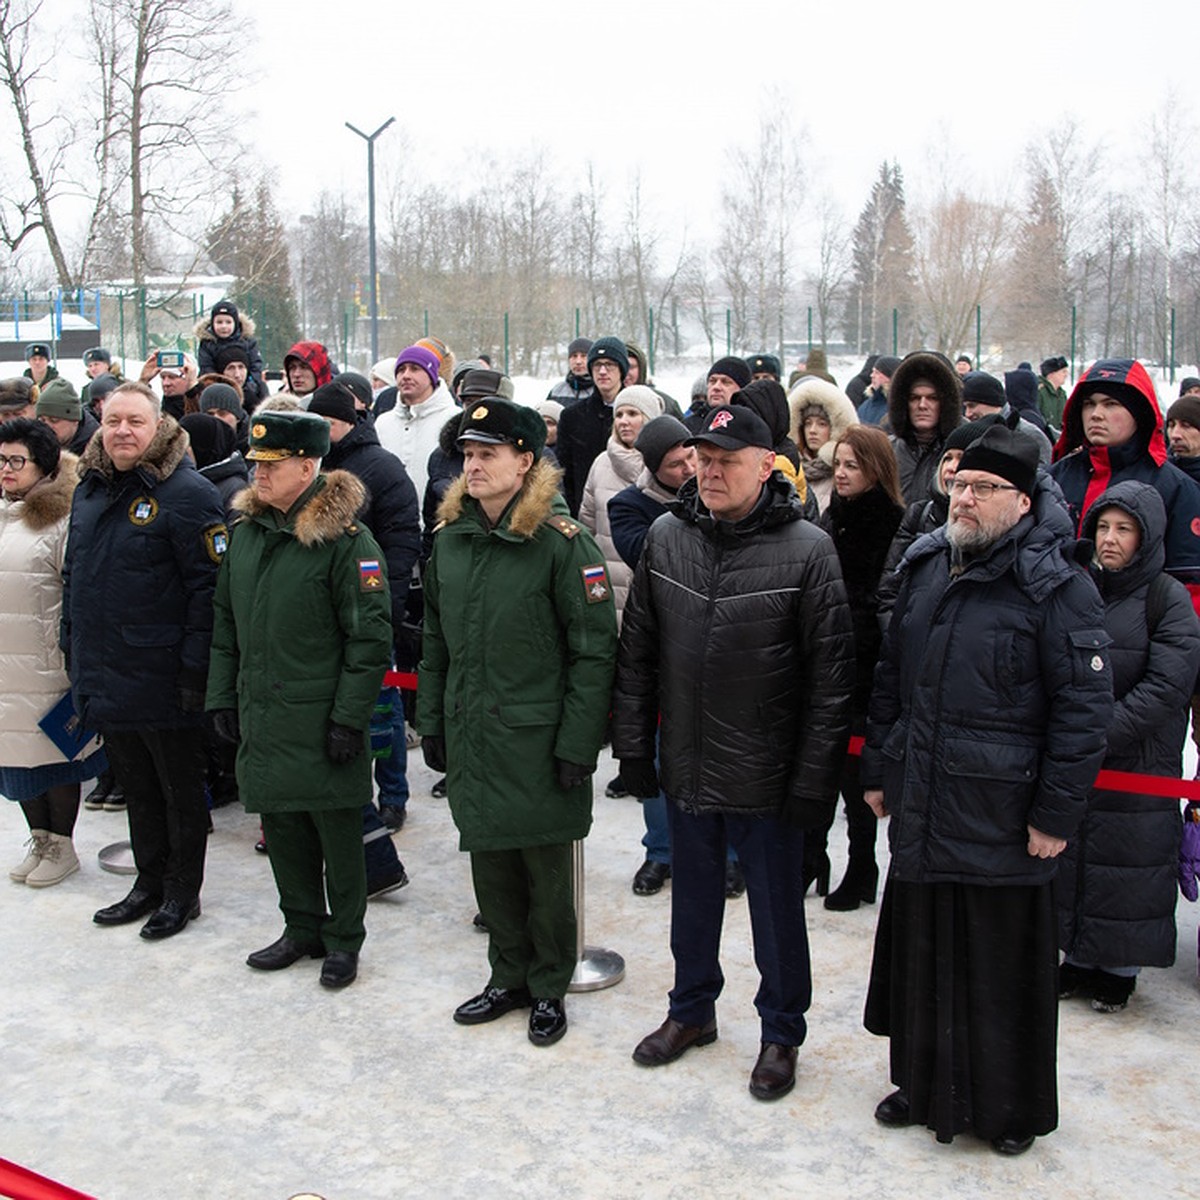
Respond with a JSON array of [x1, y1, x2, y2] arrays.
[[3, 749, 1197, 1200]]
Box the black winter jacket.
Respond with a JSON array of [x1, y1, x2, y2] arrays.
[[66, 409, 101, 457], [1055, 481, 1200, 967], [612, 472, 854, 825], [199, 452, 249, 522], [556, 392, 613, 516], [63, 419, 227, 732], [862, 476, 1114, 885], [819, 486, 904, 726], [322, 414, 420, 629], [887, 351, 963, 504]]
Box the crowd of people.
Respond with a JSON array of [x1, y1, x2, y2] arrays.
[[4, 319, 1200, 1158]]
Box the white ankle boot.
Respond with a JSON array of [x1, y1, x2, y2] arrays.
[[25, 833, 80, 887], [10, 830, 51, 882]]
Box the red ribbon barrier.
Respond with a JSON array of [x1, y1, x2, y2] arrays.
[[0, 1158, 96, 1200], [382, 670, 419, 690], [845, 735, 1200, 801]]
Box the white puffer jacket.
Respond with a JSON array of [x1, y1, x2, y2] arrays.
[[579, 436, 644, 625], [0, 455, 87, 767]]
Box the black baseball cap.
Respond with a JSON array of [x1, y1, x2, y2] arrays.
[[685, 405, 774, 451]]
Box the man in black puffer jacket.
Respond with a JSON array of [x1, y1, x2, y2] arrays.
[[613, 404, 853, 1102], [860, 422, 1113, 1156]]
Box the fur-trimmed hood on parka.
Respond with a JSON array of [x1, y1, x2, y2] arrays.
[[887, 351, 963, 442], [78, 413, 190, 485], [231, 469, 367, 548], [436, 457, 564, 539], [193, 312, 257, 341], [788, 376, 859, 466], [4, 451, 79, 530]]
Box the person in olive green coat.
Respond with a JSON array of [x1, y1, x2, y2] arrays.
[[417, 397, 617, 1047], [207, 411, 393, 990]]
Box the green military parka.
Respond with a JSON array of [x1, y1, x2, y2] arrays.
[[417, 459, 617, 852], [206, 470, 393, 813]]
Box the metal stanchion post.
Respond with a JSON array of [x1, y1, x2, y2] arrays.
[[567, 839, 624, 992], [97, 840, 136, 875]]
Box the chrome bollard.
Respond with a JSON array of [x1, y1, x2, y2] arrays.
[[567, 839, 624, 992], [97, 839, 137, 875]]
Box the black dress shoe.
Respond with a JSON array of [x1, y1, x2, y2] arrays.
[[528, 998, 567, 1046], [632, 1016, 718, 1066], [874, 1089, 912, 1127], [247, 934, 325, 971], [991, 1134, 1035, 1156], [319, 950, 359, 989], [140, 897, 201, 940], [454, 985, 532, 1025], [93, 887, 161, 926], [749, 1042, 797, 1101], [632, 860, 671, 895]]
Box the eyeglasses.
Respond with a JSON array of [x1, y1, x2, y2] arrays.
[[0, 454, 29, 470], [949, 479, 1019, 500]]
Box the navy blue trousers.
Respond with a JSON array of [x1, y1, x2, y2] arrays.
[[667, 803, 812, 1046]]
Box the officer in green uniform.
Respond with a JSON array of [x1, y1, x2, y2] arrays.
[[207, 411, 393, 989], [417, 397, 617, 1046]]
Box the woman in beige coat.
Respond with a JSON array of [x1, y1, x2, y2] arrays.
[[578, 385, 663, 625], [1, 418, 104, 887]]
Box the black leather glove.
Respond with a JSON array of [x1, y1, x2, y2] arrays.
[[422, 735, 447, 774], [326, 722, 364, 765], [211, 708, 240, 746], [177, 672, 208, 714], [620, 759, 660, 798], [556, 758, 594, 790]]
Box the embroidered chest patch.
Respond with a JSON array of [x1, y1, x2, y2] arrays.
[[358, 558, 384, 591], [128, 496, 158, 525], [582, 563, 610, 604]]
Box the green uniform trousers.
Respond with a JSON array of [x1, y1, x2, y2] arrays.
[[470, 842, 576, 999], [262, 808, 367, 952]]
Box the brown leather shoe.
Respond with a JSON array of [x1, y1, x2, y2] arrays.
[[632, 1016, 718, 1066], [748, 1042, 797, 1100]]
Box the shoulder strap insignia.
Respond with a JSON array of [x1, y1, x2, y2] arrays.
[[546, 514, 581, 539]]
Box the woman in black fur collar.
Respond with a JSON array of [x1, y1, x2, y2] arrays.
[[810, 425, 905, 908]]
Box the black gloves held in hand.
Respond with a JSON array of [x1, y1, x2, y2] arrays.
[[210, 708, 240, 745], [620, 759, 660, 798], [326, 722, 364, 765], [555, 758, 594, 790], [422, 735, 447, 774]]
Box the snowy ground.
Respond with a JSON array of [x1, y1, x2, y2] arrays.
[[2, 747, 1198, 1200]]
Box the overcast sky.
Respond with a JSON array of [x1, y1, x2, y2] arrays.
[[243, 0, 1184, 242]]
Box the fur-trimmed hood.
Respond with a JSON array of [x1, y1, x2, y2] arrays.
[[79, 414, 190, 484], [194, 312, 257, 341], [232, 469, 366, 548], [789, 376, 859, 466], [436, 457, 563, 539], [3, 451, 79, 530], [887, 351, 963, 442]]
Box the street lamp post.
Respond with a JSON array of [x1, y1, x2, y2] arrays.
[[345, 116, 395, 364]]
